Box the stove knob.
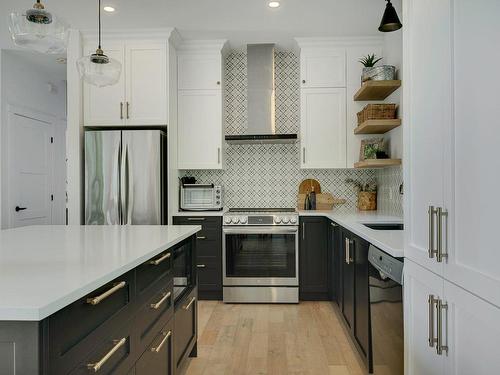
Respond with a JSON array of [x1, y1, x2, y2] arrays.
[[290, 216, 298, 224], [224, 216, 232, 225], [240, 216, 247, 224], [282, 216, 290, 224], [233, 217, 240, 224], [275, 216, 282, 224]]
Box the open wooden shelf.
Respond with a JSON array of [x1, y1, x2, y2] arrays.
[[354, 159, 402, 169], [354, 119, 401, 134], [354, 80, 401, 101]]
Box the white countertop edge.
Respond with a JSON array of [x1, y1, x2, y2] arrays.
[[298, 210, 404, 258], [2, 226, 201, 321], [175, 209, 227, 217]]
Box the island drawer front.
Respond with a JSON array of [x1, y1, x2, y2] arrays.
[[135, 278, 174, 353], [174, 287, 198, 369], [136, 249, 173, 297], [68, 323, 134, 375], [136, 319, 174, 375], [48, 270, 135, 373]]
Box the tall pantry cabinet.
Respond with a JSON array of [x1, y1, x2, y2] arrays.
[[403, 0, 500, 374]]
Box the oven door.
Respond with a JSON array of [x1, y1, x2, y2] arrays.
[[223, 226, 299, 286]]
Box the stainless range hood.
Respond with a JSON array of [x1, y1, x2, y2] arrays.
[[225, 44, 298, 144]]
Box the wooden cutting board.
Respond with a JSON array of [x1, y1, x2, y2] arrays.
[[297, 193, 347, 210], [298, 179, 321, 194]]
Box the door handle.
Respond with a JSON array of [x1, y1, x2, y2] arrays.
[[126, 102, 130, 119], [428, 206, 438, 259], [15, 206, 27, 212], [120, 102, 123, 120], [436, 298, 448, 355], [428, 294, 438, 348], [345, 238, 350, 264], [436, 207, 448, 263], [302, 147, 306, 164], [302, 222, 306, 240], [217, 147, 221, 164]]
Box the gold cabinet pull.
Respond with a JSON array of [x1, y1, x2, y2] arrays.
[[183, 296, 196, 310], [150, 291, 171, 310], [149, 252, 171, 266], [187, 217, 205, 221], [151, 331, 172, 353], [87, 337, 126, 372], [196, 236, 206, 240], [86, 281, 126, 306]]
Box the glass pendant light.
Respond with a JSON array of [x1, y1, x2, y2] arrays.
[[9, 0, 69, 54], [379, 0, 403, 32], [76, 0, 121, 87]]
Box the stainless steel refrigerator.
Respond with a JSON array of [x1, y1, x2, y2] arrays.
[[85, 128, 168, 225]]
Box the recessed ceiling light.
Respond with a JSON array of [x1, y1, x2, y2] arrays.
[[103, 6, 115, 12], [268, 1, 280, 8]]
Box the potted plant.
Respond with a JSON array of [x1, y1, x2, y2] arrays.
[[359, 54, 396, 82], [346, 179, 378, 211]]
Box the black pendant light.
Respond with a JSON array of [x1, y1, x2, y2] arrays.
[[379, 0, 402, 32]]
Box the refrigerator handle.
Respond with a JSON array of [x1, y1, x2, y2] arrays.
[[120, 142, 128, 225], [117, 141, 122, 225]]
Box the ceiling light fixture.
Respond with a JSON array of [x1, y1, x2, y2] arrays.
[[268, 1, 280, 8], [378, 0, 402, 32], [77, 0, 122, 87], [103, 6, 115, 13], [9, 0, 69, 54]]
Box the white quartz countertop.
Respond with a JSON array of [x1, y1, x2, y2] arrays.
[[0, 225, 201, 321], [175, 209, 227, 217], [298, 210, 404, 258]]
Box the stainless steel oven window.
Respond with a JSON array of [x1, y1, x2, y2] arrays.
[[222, 226, 299, 286]]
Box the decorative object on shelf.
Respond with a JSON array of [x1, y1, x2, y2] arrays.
[[359, 137, 386, 161], [357, 104, 397, 124], [379, 0, 402, 32], [9, 0, 69, 54], [346, 179, 377, 211], [77, 0, 122, 87], [359, 55, 396, 83]]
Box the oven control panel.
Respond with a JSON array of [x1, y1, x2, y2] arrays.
[[223, 214, 298, 226]]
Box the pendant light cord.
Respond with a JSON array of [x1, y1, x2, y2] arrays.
[[98, 0, 101, 49]]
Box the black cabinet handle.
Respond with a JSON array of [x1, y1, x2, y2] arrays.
[[15, 206, 27, 212]]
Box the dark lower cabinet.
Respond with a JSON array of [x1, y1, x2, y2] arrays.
[[136, 319, 174, 375], [173, 216, 222, 300], [340, 229, 355, 330], [299, 217, 329, 300], [329, 221, 341, 303], [174, 287, 198, 371]]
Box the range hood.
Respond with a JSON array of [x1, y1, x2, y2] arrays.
[[225, 44, 298, 144]]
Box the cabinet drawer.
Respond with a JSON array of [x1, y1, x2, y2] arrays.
[[48, 271, 135, 374], [136, 319, 174, 375], [173, 216, 221, 230], [174, 288, 197, 369], [136, 249, 173, 296], [135, 279, 174, 353], [69, 323, 134, 375], [196, 257, 221, 291]]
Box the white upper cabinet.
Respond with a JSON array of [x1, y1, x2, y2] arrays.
[[83, 40, 168, 126], [300, 48, 346, 88], [125, 43, 167, 125], [177, 41, 227, 170], [84, 43, 126, 126], [300, 88, 346, 169], [404, 0, 500, 308], [178, 53, 222, 90]]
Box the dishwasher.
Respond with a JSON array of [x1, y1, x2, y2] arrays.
[[368, 244, 404, 375]]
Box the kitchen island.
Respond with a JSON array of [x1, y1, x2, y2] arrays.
[[0, 225, 201, 375]]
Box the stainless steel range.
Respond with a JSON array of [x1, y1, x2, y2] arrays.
[[223, 208, 299, 303]]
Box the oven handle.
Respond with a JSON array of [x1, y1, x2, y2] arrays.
[[223, 226, 298, 235]]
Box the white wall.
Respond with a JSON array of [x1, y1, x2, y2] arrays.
[[0, 49, 67, 227]]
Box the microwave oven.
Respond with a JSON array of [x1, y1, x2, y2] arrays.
[[180, 184, 223, 211]]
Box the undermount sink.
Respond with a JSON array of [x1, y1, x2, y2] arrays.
[[363, 223, 404, 230]]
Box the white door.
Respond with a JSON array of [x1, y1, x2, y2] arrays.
[[300, 88, 346, 169], [442, 0, 500, 308], [177, 90, 223, 169], [404, 260, 444, 375], [83, 43, 126, 126], [443, 279, 500, 375], [7, 110, 54, 228], [178, 53, 222, 90], [403, 0, 452, 275], [300, 48, 346, 88], [125, 43, 167, 125]]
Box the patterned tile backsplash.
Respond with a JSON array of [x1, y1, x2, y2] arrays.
[[182, 51, 403, 215], [376, 166, 404, 217]]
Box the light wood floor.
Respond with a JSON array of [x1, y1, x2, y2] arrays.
[[184, 301, 368, 375]]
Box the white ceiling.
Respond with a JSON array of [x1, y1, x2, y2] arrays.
[[0, 0, 396, 50]]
